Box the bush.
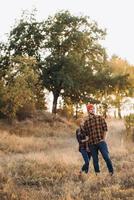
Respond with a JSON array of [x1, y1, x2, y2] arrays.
[[124, 114, 134, 129], [16, 103, 36, 121], [124, 114, 134, 141]]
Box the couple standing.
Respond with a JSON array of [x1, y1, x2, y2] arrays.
[[76, 103, 114, 176]]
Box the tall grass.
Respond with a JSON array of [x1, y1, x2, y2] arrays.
[[0, 113, 133, 200]]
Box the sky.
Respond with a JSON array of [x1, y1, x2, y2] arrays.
[[1, 0, 134, 64]]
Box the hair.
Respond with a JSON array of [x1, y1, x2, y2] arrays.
[[75, 118, 84, 126]]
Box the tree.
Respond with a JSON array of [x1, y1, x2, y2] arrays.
[[111, 74, 130, 118], [8, 10, 44, 62], [0, 56, 45, 121], [3, 10, 111, 114], [0, 42, 10, 79], [58, 97, 74, 119], [108, 56, 132, 118], [42, 11, 106, 113]]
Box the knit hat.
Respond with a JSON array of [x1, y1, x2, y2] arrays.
[[86, 103, 94, 113]]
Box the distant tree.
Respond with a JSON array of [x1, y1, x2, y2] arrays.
[[58, 97, 74, 119], [111, 74, 130, 118], [108, 56, 132, 118]]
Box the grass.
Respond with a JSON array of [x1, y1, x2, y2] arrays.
[[0, 112, 133, 200]]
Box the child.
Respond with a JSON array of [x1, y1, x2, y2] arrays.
[[76, 125, 91, 174]]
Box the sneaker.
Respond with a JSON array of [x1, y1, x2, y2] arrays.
[[109, 172, 114, 176], [78, 171, 82, 177], [95, 172, 100, 176]]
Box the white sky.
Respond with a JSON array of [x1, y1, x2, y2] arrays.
[[1, 0, 134, 64]]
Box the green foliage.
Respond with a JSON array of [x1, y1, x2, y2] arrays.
[[0, 56, 46, 121], [58, 97, 74, 119], [108, 56, 133, 118], [0, 80, 6, 118], [1, 9, 133, 117], [4, 9, 116, 115], [0, 42, 10, 79], [8, 10, 44, 61], [42, 10, 106, 113], [124, 114, 134, 129], [124, 114, 134, 141]]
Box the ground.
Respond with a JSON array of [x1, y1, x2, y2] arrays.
[[0, 112, 133, 200]]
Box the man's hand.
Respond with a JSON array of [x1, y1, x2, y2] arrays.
[[81, 136, 89, 143]]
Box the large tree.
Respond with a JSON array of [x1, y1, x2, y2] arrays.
[[42, 11, 106, 113]]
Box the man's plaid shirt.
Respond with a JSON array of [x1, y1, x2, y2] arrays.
[[82, 113, 108, 144]]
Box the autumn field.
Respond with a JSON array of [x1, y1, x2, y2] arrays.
[[0, 112, 134, 200]]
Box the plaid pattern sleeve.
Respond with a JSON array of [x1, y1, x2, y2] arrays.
[[100, 117, 108, 132], [82, 114, 108, 144]]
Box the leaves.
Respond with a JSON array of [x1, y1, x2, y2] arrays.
[[42, 11, 106, 112], [0, 56, 45, 120]]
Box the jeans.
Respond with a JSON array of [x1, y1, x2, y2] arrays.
[[89, 141, 114, 173], [79, 148, 91, 173]]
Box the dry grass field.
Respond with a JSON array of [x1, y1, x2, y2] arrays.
[[0, 112, 133, 200]]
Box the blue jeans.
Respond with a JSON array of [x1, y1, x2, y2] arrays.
[[89, 141, 114, 173], [79, 149, 91, 173]]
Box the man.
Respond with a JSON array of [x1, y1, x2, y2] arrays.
[[76, 126, 91, 175], [82, 103, 114, 176]]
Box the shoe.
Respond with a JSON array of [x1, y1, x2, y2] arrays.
[[109, 172, 114, 176], [78, 171, 82, 177]]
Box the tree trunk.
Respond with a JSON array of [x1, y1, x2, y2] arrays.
[[103, 104, 108, 119], [114, 110, 117, 118], [75, 104, 79, 119], [117, 104, 122, 119], [52, 92, 59, 114]]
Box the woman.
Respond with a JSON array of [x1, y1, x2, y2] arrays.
[[76, 125, 91, 174]]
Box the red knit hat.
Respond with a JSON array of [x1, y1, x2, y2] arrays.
[[86, 103, 94, 112]]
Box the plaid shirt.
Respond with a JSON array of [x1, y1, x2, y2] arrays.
[[82, 113, 108, 144]]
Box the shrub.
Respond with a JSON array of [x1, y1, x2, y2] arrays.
[[124, 114, 134, 141], [16, 103, 36, 121], [124, 114, 134, 129]]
